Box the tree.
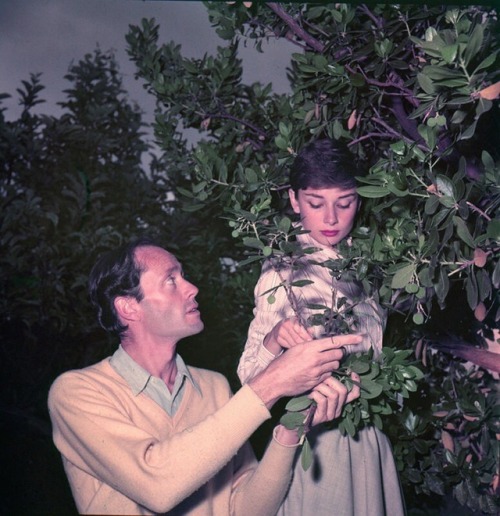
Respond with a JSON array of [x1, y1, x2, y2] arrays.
[[127, 4, 499, 513], [0, 49, 174, 512]]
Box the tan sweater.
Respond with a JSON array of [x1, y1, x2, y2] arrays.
[[48, 359, 296, 515]]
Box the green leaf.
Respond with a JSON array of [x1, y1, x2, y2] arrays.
[[279, 122, 291, 137], [418, 267, 434, 287], [356, 186, 389, 198], [492, 258, 500, 288], [340, 412, 356, 437], [459, 120, 478, 141], [285, 395, 313, 412], [301, 437, 314, 470], [360, 379, 384, 399], [417, 73, 435, 95], [486, 219, 500, 241], [466, 273, 478, 310], [441, 44, 458, 64], [333, 119, 343, 139], [391, 263, 416, 289], [290, 280, 315, 288], [463, 24, 484, 67], [453, 216, 476, 248], [275, 135, 288, 150], [435, 268, 450, 304], [348, 360, 371, 375], [422, 65, 464, 81], [243, 237, 264, 249], [280, 411, 306, 429], [436, 175, 455, 198], [425, 195, 440, 215], [472, 51, 498, 74], [481, 150, 495, 170], [451, 110, 467, 124]]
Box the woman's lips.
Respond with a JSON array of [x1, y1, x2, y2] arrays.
[[321, 230, 339, 237]]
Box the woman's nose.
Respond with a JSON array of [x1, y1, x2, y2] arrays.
[[324, 207, 337, 225]]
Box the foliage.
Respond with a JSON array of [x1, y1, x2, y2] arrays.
[[281, 348, 425, 470], [127, 4, 499, 513], [0, 49, 166, 422], [0, 47, 255, 513]]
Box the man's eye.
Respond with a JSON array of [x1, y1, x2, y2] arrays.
[[338, 203, 352, 210], [166, 276, 176, 284], [309, 203, 322, 209]]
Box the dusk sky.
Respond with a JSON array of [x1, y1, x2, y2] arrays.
[[0, 0, 292, 137]]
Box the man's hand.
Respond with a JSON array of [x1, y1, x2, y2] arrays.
[[273, 372, 361, 445], [263, 317, 313, 356], [248, 333, 363, 409]]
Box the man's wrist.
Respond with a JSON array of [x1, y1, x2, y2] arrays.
[[247, 369, 281, 410]]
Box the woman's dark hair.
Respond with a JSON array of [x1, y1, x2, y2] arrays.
[[290, 139, 366, 193], [88, 237, 159, 335]]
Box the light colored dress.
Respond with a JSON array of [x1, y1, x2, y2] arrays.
[[238, 231, 406, 516]]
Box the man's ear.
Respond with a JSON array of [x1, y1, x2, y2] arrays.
[[114, 296, 140, 323]]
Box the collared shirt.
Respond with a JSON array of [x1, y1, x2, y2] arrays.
[[110, 345, 201, 416]]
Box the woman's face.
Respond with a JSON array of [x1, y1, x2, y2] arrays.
[[289, 187, 359, 247]]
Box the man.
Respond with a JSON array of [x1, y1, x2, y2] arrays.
[[48, 238, 362, 515]]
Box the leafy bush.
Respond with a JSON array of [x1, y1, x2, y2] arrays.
[[127, 4, 499, 513]]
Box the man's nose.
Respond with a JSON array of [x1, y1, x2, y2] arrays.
[[183, 278, 199, 297]]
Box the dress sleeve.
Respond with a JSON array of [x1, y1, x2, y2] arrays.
[[346, 294, 387, 357], [237, 264, 295, 384], [48, 372, 272, 514]]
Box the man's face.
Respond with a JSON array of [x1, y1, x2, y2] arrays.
[[289, 187, 359, 247], [134, 246, 203, 342]]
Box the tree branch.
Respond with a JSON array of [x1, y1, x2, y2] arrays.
[[205, 111, 269, 139], [359, 4, 384, 30], [266, 3, 325, 52]]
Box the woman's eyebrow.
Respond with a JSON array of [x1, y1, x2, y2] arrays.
[[303, 192, 324, 199], [303, 192, 357, 200]]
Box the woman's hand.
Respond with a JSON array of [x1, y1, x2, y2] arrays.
[[263, 317, 313, 356], [273, 371, 361, 445], [309, 372, 360, 425]]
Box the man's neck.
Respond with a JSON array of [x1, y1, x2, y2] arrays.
[[121, 335, 178, 392]]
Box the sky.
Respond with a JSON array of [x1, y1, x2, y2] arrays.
[[0, 0, 293, 136]]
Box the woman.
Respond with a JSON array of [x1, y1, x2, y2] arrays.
[[238, 139, 406, 516]]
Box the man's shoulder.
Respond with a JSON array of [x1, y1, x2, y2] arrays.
[[186, 366, 233, 396], [49, 357, 116, 399]]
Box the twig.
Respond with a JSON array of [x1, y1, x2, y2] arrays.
[[206, 112, 269, 139], [266, 3, 326, 53], [466, 201, 492, 222], [359, 4, 384, 30]]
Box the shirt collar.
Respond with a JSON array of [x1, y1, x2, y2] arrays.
[[296, 226, 340, 259], [110, 345, 201, 397]]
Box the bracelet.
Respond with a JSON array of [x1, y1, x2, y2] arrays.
[[272, 426, 302, 448]]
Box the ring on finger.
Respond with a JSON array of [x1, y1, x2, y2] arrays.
[[340, 346, 347, 359]]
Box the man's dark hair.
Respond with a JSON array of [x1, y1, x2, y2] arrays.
[[290, 139, 366, 193], [88, 237, 159, 335]]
